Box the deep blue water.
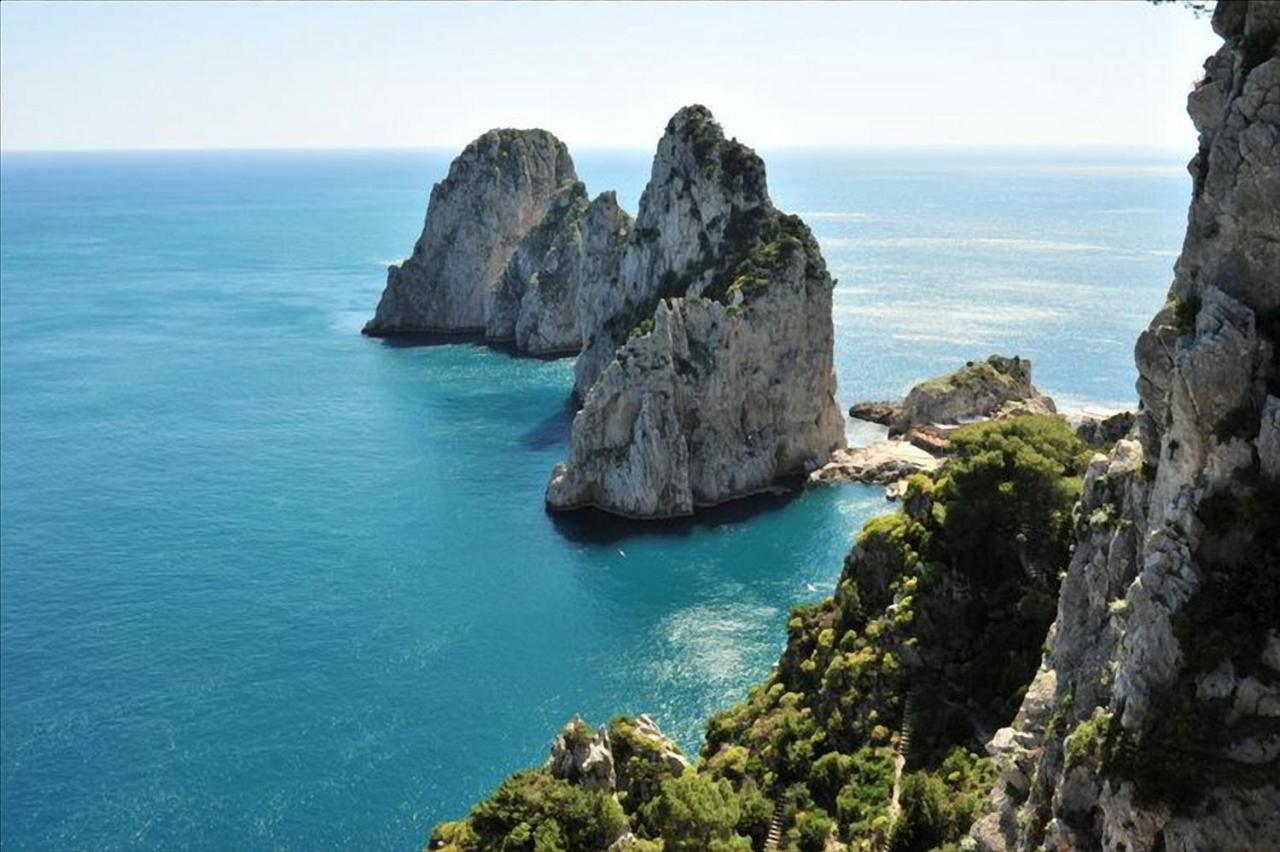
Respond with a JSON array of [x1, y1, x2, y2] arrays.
[[1, 148, 1189, 849]]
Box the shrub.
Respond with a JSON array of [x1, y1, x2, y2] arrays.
[[939, 415, 1089, 586], [639, 772, 749, 852], [1172, 293, 1201, 332], [795, 808, 836, 852], [888, 773, 949, 852], [466, 770, 627, 852], [1065, 712, 1109, 769]]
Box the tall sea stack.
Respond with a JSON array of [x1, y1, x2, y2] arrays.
[[363, 128, 578, 340], [547, 106, 846, 519]]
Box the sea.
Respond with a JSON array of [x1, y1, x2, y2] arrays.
[[0, 147, 1190, 849]]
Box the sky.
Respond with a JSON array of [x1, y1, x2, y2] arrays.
[[0, 1, 1221, 153]]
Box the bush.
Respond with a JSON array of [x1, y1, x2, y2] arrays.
[[794, 808, 835, 852], [639, 772, 750, 852], [888, 773, 949, 852], [465, 770, 627, 852], [939, 415, 1089, 586], [1172, 293, 1201, 332]]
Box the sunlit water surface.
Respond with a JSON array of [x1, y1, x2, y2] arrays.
[[0, 148, 1189, 849]]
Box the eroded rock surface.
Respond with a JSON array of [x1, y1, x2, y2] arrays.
[[547, 714, 691, 794], [849, 400, 903, 426], [808, 441, 943, 488], [889, 355, 1055, 437], [548, 106, 845, 518], [972, 6, 1280, 849], [365, 129, 577, 336]]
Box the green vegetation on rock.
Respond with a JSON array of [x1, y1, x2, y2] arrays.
[[430, 416, 1091, 850]]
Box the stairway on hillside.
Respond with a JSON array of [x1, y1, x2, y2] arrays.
[[763, 789, 786, 851], [877, 688, 917, 852]]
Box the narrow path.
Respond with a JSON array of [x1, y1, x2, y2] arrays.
[[763, 788, 786, 851], [878, 687, 917, 851]]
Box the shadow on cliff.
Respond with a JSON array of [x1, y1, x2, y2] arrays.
[[547, 479, 807, 545]]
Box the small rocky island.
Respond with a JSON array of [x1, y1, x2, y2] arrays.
[[852, 355, 1055, 442], [546, 106, 846, 518], [815, 354, 1057, 493]]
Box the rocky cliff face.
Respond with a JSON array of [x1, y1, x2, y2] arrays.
[[363, 128, 578, 338], [548, 106, 846, 518], [571, 106, 774, 398], [972, 5, 1280, 849], [569, 192, 633, 362]]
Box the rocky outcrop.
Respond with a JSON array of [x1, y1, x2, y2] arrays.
[[547, 106, 845, 518], [571, 105, 775, 399], [1074, 409, 1137, 447], [572, 192, 634, 373], [807, 441, 942, 488], [547, 717, 618, 792], [849, 400, 903, 426], [483, 183, 631, 355], [547, 714, 691, 794], [972, 5, 1280, 849], [888, 355, 1055, 437], [485, 181, 590, 353], [364, 129, 577, 336]]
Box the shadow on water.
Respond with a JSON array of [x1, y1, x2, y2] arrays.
[[371, 330, 487, 349], [548, 478, 809, 545], [368, 331, 579, 363], [521, 399, 577, 450]]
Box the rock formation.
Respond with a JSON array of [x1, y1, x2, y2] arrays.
[[886, 355, 1055, 437], [807, 441, 943, 489], [547, 105, 846, 518], [547, 714, 690, 794], [848, 400, 902, 426], [364, 128, 577, 337], [484, 181, 590, 353], [1074, 409, 1137, 447], [571, 192, 634, 367], [972, 5, 1280, 849]]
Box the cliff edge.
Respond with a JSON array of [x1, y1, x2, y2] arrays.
[[972, 4, 1280, 848]]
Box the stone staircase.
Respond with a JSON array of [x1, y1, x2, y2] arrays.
[[878, 688, 918, 852], [763, 788, 786, 851]]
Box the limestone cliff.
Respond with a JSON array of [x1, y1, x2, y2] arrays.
[[972, 5, 1280, 849], [571, 106, 774, 399], [548, 106, 846, 518], [363, 128, 577, 338]]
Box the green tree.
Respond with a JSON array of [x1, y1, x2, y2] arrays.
[[938, 415, 1089, 586], [795, 808, 836, 852], [887, 773, 949, 852], [640, 772, 748, 852]]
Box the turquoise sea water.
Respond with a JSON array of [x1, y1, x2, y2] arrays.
[[1, 148, 1189, 849]]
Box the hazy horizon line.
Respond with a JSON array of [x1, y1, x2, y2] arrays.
[[1, 142, 1193, 156]]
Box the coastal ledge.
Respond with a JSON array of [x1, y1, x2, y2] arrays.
[[807, 440, 943, 492]]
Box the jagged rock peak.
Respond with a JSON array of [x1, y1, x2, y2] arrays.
[[550, 105, 846, 519], [572, 104, 775, 398], [363, 128, 577, 336], [972, 4, 1280, 849]]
